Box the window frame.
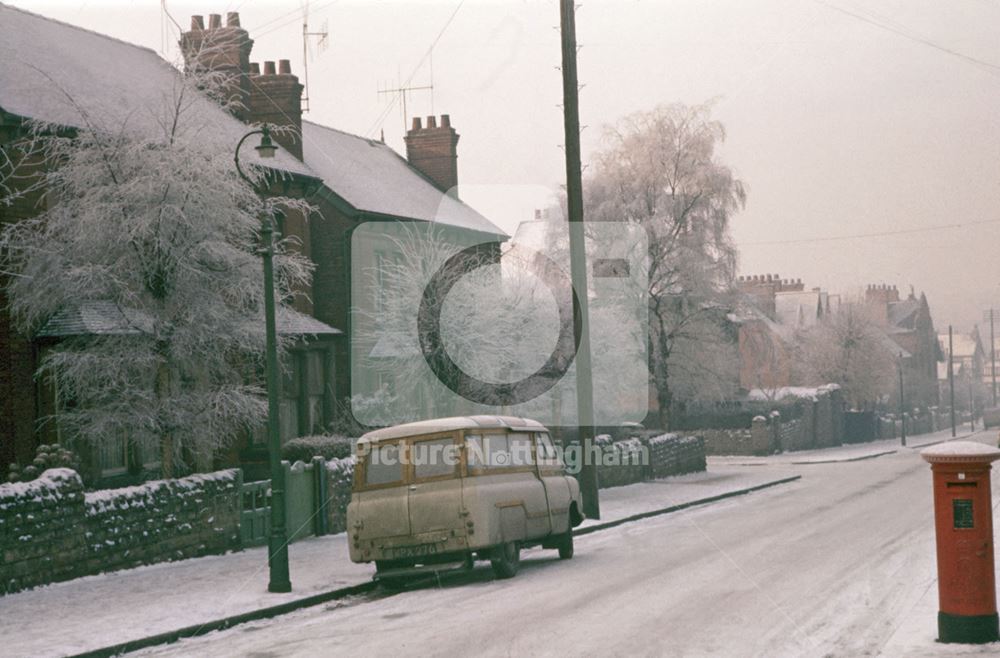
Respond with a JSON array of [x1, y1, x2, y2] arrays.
[[463, 429, 538, 476]]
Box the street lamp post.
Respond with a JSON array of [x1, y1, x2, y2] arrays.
[[898, 353, 906, 446], [234, 125, 291, 593]]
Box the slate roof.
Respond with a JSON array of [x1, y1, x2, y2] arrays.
[[888, 299, 920, 329], [302, 121, 506, 237], [37, 302, 340, 338], [276, 308, 342, 337], [0, 3, 314, 179], [36, 301, 153, 338]]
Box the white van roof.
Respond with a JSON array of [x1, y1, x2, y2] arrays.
[[359, 415, 547, 445]]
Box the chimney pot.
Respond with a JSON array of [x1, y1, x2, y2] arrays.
[[427, 115, 437, 129], [226, 12, 240, 27], [250, 62, 260, 75], [191, 15, 205, 30], [278, 59, 291, 75], [208, 13, 222, 29], [411, 117, 422, 131], [441, 114, 451, 127], [264, 61, 276, 75]]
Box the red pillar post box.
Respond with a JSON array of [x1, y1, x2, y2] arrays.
[[921, 440, 1000, 643]]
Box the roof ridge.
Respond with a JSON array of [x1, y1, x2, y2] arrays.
[[302, 118, 384, 145], [1, 2, 165, 61], [303, 118, 501, 232]]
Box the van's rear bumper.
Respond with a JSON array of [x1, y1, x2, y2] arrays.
[[374, 557, 473, 582], [351, 528, 479, 563]]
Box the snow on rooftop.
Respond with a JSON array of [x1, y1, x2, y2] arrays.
[[939, 332, 979, 358], [301, 120, 506, 237], [0, 3, 314, 179]]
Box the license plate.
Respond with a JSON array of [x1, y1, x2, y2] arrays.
[[391, 543, 439, 559]]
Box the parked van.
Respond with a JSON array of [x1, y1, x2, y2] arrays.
[[347, 415, 584, 582]]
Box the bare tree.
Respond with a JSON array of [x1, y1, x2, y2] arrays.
[[584, 102, 746, 428], [0, 71, 312, 477], [793, 304, 896, 408]]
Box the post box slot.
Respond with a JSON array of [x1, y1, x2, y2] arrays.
[[946, 482, 977, 488], [953, 499, 974, 529]]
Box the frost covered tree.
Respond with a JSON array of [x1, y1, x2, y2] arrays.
[[793, 304, 896, 408], [584, 102, 745, 428], [351, 224, 555, 423], [0, 73, 311, 477]]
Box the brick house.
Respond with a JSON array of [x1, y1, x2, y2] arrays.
[[733, 276, 940, 407], [937, 328, 986, 411], [0, 6, 505, 482], [864, 284, 940, 408]]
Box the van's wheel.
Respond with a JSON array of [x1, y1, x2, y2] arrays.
[[555, 530, 574, 560], [490, 541, 520, 579]]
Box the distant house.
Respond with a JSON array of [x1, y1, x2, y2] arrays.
[[937, 328, 986, 411], [0, 6, 505, 483], [733, 275, 940, 408], [863, 284, 940, 408]]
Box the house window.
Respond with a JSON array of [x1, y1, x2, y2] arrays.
[[270, 345, 333, 444]]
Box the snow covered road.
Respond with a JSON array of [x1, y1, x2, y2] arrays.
[[136, 436, 1000, 657]]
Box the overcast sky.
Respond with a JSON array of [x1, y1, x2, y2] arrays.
[[10, 0, 1000, 333]]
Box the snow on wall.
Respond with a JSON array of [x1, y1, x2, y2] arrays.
[[645, 434, 707, 480], [0, 468, 240, 595]]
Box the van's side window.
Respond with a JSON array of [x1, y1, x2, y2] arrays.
[[467, 433, 511, 470], [535, 432, 561, 466], [508, 432, 534, 466], [365, 442, 403, 486], [413, 437, 458, 479]]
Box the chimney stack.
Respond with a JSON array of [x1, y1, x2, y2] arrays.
[[248, 59, 304, 160], [405, 114, 460, 196], [179, 12, 253, 120]]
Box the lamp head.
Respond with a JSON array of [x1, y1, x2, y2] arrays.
[[255, 124, 278, 159]]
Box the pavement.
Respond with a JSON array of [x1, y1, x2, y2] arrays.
[[0, 425, 991, 657]]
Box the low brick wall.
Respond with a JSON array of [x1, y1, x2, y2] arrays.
[[596, 437, 647, 488], [646, 433, 706, 479], [0, 468, 240, 595], [699, 427, 754, 455]]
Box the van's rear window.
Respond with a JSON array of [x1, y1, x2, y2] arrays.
[[365, 443, 403, 486]]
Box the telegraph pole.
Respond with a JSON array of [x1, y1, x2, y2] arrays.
[[898, 354, 906, 446], [969, 370, 975, 432], [986, 309, 997, 407], [949, 325, 956, 438], [560, 0, 599, 519]]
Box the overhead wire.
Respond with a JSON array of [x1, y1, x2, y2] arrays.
[[364, 0, 466, 139], [813, 0, 1000, 76], [742, 218, 1000, 247]]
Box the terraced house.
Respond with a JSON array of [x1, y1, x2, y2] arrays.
[[0, 5, 505, 484]]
